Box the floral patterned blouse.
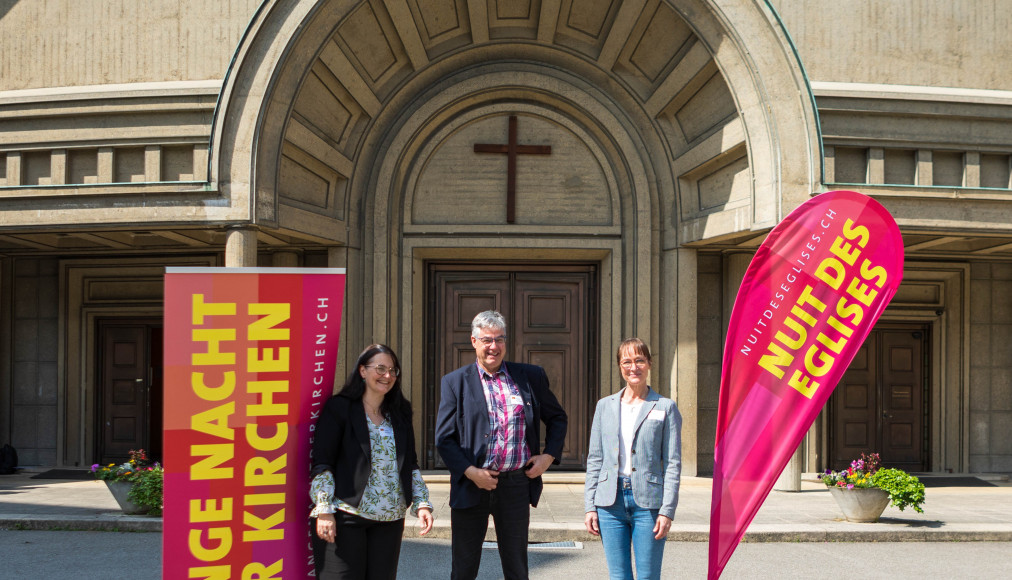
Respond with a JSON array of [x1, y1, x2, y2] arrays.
[[310, 414, 432, 521]]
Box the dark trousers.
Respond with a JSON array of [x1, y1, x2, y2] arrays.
[[312, 512, 405, 580], [450, 468, 531, 580]]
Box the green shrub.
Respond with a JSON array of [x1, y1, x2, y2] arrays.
[[871, 468, 926, 513], [127, 466, 164, 516]]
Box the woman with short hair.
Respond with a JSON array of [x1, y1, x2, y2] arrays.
[[584, 338, 683, 579]]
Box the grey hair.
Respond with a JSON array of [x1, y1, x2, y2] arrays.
[[471, 310, 507, 337]]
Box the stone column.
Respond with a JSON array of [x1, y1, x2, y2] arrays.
[[225, 227, 258, 267], [272, 251, 299, 268], [774, 448, 803, 492]]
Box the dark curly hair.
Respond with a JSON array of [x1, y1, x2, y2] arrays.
[[337, 344, 411, 423]]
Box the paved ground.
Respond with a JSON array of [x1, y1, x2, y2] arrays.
[[2, 531, 1011, 579], [1, 470, 1010, 542]]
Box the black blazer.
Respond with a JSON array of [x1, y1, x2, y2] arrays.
[[435, 361, 568, 509], [311, 395, 420, 509]]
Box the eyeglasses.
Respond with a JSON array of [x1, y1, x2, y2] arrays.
[[364, 365, 400, 377], [619, 358, 649, 369], [476, 336, 507, 346]]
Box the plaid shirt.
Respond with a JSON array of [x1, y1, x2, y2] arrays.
[[477, 362, 530, 472]]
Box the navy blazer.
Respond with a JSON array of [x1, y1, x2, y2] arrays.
[[435, 361, 568, 509], [311, 395, 419, 508]]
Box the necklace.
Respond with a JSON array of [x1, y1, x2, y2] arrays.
[[363, 400, 384, 421]]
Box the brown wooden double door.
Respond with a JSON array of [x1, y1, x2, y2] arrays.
[[96, 319, 163, 465], [830, 325, 928, 472], [425, 264, 598, 469]]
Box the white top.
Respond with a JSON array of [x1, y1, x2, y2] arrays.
[[618, 399, 643, 476]]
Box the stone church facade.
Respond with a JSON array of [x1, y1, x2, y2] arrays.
[[1, 0, 1010, 476]]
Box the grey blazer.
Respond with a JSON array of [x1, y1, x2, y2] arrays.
[[584, 387, 682, 519]]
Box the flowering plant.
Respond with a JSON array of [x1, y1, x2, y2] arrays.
[[91, 449, 164, 515], [819, 452, 925, 513], [819, 452, 881, 489]]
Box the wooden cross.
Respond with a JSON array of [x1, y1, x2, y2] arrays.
[[473, 115, 552, 223]]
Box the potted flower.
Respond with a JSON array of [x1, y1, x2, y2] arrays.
[[819, 453, 925, 522], [91, 449, 163, 516]]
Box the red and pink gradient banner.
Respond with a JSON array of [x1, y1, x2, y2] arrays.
[[708, 191, 904, 578], [163, 268, 345, 580]]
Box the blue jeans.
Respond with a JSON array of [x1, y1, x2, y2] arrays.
[[597, 479, 665, 580]]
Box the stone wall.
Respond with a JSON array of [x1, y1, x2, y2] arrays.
[[771, 0, 1012, 91], [0, 0, 261, 91], [9, 258, 59, 466], [696, 252, 724, 475], [969, 262, 1012, 473]]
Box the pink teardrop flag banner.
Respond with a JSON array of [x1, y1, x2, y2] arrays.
[[708, 190, 904, 578]]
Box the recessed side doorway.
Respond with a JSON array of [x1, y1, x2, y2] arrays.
[[829, 324, 930, 472], [424, 263, 598, 470], [96, 319, 163, 465]]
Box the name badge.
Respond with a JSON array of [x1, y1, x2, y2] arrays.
[[508, 394, 523, 406], [648, 409, 665, 421]]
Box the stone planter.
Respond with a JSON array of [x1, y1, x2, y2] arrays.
[[829, 486, 890, 522], [104, 480, 148, 515]]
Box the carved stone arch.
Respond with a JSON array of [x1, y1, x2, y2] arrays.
[[361, 64, 663, 362], [669, 0, 822, 237], [210, 0, 820, 243]]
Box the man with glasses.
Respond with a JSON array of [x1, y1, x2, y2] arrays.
[[436, 310, 568, 580]]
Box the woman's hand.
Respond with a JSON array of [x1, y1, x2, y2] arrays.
[[316, 513, 337, 543], [653, 514, 672, 539], [584, 511, 600, 536], [417, 507, 434, 536]]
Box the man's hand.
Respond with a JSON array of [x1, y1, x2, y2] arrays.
[[465, 466, 499, 490], [653, 514, 672, 539], [524, 454, 554, 478]]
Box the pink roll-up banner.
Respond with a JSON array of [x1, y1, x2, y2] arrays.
[[708, 191, 904, 578], [163, 268, 345, 580]]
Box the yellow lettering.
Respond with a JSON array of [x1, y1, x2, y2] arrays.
[[842, 218, 870, 247], [797, 285, 827, 313], [191, 402, 235, 441], [790, 303, 818, 327], [243, 508, 286, 542], [247, 347, 290, 373], [245, 454, 287, 486], [248, 303, 291, 341], [188, 527, 232, 562], [242, 560, 283, 580], [193, 294, 236, 325], [189, 498, 233, 523], [830, 236, 860, 266], [846, 277, 878, 306], [814, 256, 846, 291], [191, 371, 236, 401], [248, 381, 289, 416], [774, 317, 808, 350], [759, 342, 794, 379], [788, 370, 819, 399], [188, 565, 231, 580], [246, 422, 288, 452], [191, 444, 234, 480], [803, 344, 834, 377], [836, 296, 864, 326], [860, 259, 888, 288], [816, 331, 847, 354], [192, 328, 237, 366], [826, 315, 855, 337]]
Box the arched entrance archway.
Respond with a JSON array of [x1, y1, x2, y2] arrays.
[[211, 0, 822, 474]]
